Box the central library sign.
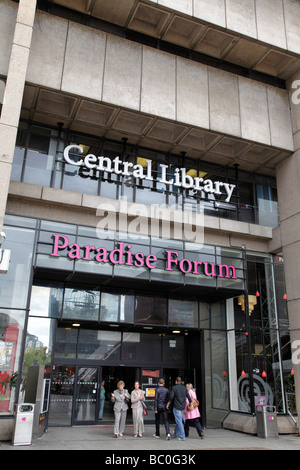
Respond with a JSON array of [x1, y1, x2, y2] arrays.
[[64, 145, 236, 203]]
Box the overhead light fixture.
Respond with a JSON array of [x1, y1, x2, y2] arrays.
[[72, 323, 80, 327], [172, 330, 181, 334]]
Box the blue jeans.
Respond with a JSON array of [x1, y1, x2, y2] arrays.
[[173, 408, 185, 439], [98, 398, 105, 419]]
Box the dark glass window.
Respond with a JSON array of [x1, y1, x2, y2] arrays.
[[100, 292, 134, 323], [168, 298, 198, 328], [54, 328, 78, 358], [163, 335, 185, 364], [77, 329, 121, 360], [122, 332, 161, 363], [12, 123, 279, 227], [62, 287, 100, 321], [135, 295, 167, 325], [30, 283, 63, 318]]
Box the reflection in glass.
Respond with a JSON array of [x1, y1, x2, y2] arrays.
[[63, 287, 100, 321], [54, 328, 78, 358], [75, 367, 98, 422], [1, 226, 35, 309], [135, 296, 167, 325], [168, 299, 198, 328], [204, 330, 229, 425], [77, 330, 121, 361], [100, 292, 134, 323], [122, 332, 161, 363], [0, 309, 26, 413], [48, 365, 75, 426], [163, 335, 185, 364], [30, 283, 63, 318]]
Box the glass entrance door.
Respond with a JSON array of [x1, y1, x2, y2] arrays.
[[74, 366, 100, 424]]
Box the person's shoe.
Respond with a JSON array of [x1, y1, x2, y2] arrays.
[[177, 437, 185, 441], [119, 433, 123, 437], [200, 434, 204, 439], [166, 434, 171, 440], [153, 434, 160, 438], [138, 434, 142, 438]]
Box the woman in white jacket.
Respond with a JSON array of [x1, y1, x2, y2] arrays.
[[111, 380, 130, 437], [131, 381, 145, 438]]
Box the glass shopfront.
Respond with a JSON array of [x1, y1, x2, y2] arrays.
[[0, 211, 292, 428]]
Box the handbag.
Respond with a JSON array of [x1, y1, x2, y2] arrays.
[[187, 398, 199, 411], [142, 401, 148, 416]]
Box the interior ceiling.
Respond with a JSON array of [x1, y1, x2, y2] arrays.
[[20, 83, 292, 176], [50, 0, 300, 80]]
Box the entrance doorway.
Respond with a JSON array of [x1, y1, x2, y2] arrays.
[[100, 366, 138, 423], [48, 365, 141, 426], [48, 364, 191, 426]]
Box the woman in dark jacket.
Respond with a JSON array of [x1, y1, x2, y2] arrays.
[[153, 378, 171, 440]]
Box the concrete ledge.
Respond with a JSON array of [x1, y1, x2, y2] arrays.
[[8, 181, 274, 241], [222, 411, 299, 435], [0, 415, 14, 441], [223, 412, 257, 434]]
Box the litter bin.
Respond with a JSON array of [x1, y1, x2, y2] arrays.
[[256, 405, 278, 438], [12, 403, 35, 446]]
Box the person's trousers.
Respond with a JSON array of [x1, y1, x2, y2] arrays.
[[173, 408, 185, 439], [184, 417, 204, 437], [98, 398, 105, 419], [155, 409, 170, 436], [114, 409, 127, 435]]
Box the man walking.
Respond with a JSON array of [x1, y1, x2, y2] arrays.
[[153, 378, 171, 440], [167, 377, 192, 441]]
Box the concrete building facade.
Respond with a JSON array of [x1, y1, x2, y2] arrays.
[[0, 0, 300, 438]]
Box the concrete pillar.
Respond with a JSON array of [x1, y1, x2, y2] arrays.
[[277, 68, 300, 429], [0, 0, 37, 233]]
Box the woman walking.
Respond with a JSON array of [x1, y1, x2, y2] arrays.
[[111, 380, 130, 437], [131, 381, 145, 438], [183, 383, 204, 439]]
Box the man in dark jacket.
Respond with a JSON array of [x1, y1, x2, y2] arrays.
[[167, 377, 192, 441], [153, 378, 171, 440]]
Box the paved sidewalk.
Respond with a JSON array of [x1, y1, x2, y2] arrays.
[[1, 425, 300, 451]]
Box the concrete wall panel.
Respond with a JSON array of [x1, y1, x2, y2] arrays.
[[102, 35, 142, 110], [158, 0, 193, 15], [1, 8, 293, 152], [225, 0, 257, 39], [267, 87, 294, 151], [26, 12, 68, 89], [141, 47, 176, 120], [209, 68, 241, 137], [0, 0, 18, 76], [61, 22, 106, 100], [283, 0, 300, 54], [193, 0, 226, 28], [255, 0, 287, 50], [176, 58, 209, 128], [239, 78, 270, 145]]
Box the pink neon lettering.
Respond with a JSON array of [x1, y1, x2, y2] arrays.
[[145, 254, 157, 269], [68, 243, 81, 260], [165, 250, 178, 271], [218, 264, 237, 279], [109, 242, 124, 265], [51, 234, 69, 257], [179, 259, 192, 274], [134, 252, 145, 267], [203, 262, 217, 277], [83, 245, 96, 260]]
